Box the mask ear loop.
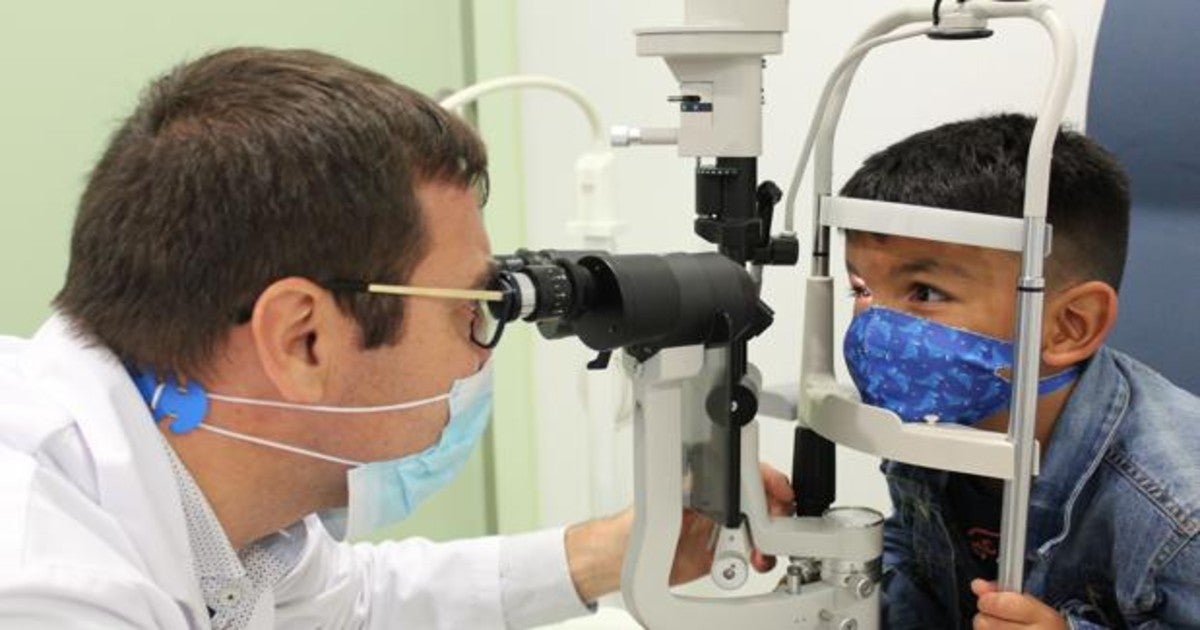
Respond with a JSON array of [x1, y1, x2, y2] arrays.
[[1034, 364, 1082, 395], [206, 391, 450, 414], [197, 424, 363, 467], [990, 362, 1082, 392], [149, 381, 167, 414], [129, 366, 442, 467]]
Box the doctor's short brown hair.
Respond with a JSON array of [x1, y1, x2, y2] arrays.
[[55, 47, 487, 376]]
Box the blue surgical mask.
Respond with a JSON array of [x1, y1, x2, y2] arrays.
[[842, 306, 1078, 426], [338, 365, 492, 539], [130, 363, 493, 541]]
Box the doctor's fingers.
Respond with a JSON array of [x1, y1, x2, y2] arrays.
[[759, 463, 795, 516], [750, 549, 777, 573]]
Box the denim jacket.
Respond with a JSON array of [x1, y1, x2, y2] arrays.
[[881, 347, 1200, 629]]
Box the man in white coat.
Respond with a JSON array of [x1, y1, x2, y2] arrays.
[[0, 48, 794, 628]]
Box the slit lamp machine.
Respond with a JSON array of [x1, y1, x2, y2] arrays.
[[442, 1, 1077, 627]]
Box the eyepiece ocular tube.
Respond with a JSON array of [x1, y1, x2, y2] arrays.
[[492, 249, 772, 353]]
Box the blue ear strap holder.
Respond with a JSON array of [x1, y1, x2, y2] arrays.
[[129, 368, 210, 434]]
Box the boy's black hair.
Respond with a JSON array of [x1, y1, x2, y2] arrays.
[[840, 113, 1130, 291]]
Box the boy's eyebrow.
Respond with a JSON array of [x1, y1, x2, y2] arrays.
[[844, 258, 976, 282], [893, 257, 975, 281]]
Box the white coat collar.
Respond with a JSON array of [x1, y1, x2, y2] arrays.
[[21, 313, 209, 623]]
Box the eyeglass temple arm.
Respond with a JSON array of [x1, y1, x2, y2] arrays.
[[323, 279, 506, 302]]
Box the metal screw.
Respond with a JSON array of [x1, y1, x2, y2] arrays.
[[839, 619, 858, 630], [852, 575, 875, 599], [784, 564, 803, 594]]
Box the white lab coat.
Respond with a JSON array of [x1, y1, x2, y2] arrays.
[[0, 315, 588, 629]]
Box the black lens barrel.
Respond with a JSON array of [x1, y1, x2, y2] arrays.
[[495, 249, 772, 353]]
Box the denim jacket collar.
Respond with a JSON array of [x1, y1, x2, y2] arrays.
[[1027, 347, 1130, 557]]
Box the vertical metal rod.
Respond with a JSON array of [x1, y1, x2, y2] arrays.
[[725, 340, 746, 529], [997, 5, 1076, 591], [998, 216, 1047, 590], [812, 225, 831, 277]]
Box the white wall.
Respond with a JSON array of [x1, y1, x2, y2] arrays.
[[513, 1, 1104, 621]]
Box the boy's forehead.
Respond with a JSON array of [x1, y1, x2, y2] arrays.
[[844, 232, 1017, 279]]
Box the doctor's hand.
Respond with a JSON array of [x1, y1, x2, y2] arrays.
[[564, 463, 795, 604], [667, 463, 795, 584], [971, 579, 1068, 630]]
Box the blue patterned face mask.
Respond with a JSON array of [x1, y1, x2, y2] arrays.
[[843, 306, 1078, 425]]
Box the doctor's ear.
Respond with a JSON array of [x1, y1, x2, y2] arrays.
[[1042, 280, 1119, 368], [249, 277, 351, 402]]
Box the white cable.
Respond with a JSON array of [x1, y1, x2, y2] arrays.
[[443, 74, 622, 518], [440, 75, 621, 247], [782, 26, 935, 234], [439, 75, 608, 151]]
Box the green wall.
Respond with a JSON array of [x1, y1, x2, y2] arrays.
[[0, 1, 465, 334], [0, 1, 537, 541]]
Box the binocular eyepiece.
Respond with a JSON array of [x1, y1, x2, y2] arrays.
[[489, 249, 773, 354]]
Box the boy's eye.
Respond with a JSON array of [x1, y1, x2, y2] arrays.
[[908, 283, 949, 303], [847, 274, 872, 300], [847, 284, 872, 299]]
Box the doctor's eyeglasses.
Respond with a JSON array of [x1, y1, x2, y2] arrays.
[[321, 278, 517, 349]]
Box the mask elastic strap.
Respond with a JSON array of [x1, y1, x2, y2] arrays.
[[207, 391, 449, 414], [149, 382, 167, 412], [1037, 364, 1081, 396], [198, 423, 363, 467]]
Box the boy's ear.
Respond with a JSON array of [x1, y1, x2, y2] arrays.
[[1042, 280, 1119, 368]]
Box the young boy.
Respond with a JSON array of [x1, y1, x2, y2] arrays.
[[839, 114, 1199, 629]]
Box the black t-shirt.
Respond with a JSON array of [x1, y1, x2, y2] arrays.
[[946, 472, 1004, 581], [943, 472, 1005, 624]]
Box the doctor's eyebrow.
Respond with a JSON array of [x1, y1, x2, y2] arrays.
[[468, 262, 497, 290]]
